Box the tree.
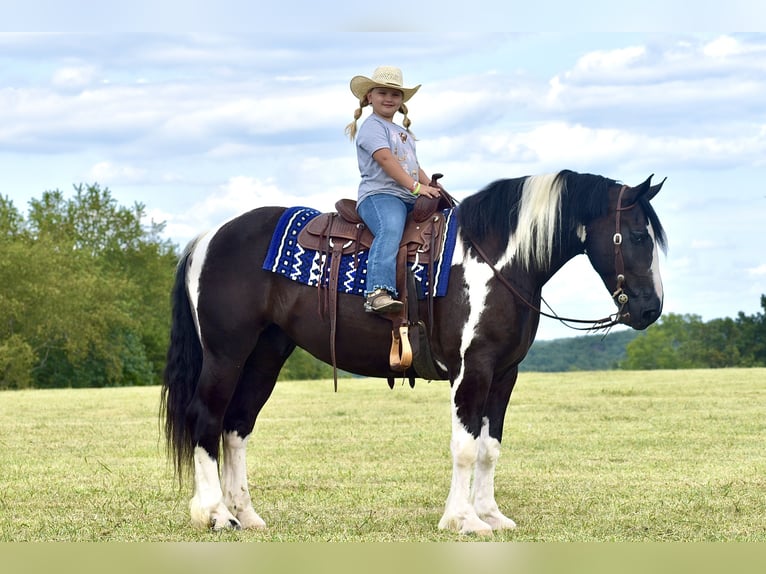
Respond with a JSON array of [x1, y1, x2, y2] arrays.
[[620, 313, 694, 369], [622, 299, 766, 370], [734, 295, 766, 366], [0, 195, 25, 238], [0, 184, 178, 388]]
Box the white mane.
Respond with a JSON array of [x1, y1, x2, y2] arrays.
[[514, 173, 564, 270]]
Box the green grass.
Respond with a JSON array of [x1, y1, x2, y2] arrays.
[[1, 369, 764, 541]]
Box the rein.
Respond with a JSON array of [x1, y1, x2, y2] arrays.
[[469, 185, 635, 333]]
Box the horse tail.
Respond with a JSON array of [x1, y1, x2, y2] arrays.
[[160, 239, 203, 485]]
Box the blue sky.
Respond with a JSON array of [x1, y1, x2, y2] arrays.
[[1, 31, 764, 340]]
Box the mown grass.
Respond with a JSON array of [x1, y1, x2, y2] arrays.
[[0, 369, 764, 541]]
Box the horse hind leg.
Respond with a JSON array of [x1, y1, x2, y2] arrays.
[[220, 325, 295, 530], [221, 432, 264, 530], [187, 354, 247, 530]]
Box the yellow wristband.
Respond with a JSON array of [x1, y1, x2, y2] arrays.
[[412, 182, 421, 196]]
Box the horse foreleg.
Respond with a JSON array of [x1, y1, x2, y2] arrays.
[[221, 431, 266, 529], [471, 369, 518, 530], [438, 423, 494, 535], [471, 420, 516, 530]]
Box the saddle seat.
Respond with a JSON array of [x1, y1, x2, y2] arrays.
[[297, 197, 446, 266]]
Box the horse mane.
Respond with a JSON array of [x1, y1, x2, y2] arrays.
[[458, 170, 667, 269]]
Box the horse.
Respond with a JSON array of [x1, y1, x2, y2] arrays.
[[161, 169, 667, 535]]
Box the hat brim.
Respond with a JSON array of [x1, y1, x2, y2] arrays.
[[350, 75, 421, 102]]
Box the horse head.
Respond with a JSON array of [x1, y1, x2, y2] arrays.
[[585, 175, 667, 330]]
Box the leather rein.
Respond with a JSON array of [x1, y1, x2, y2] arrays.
[[468, 185, 636, 333]]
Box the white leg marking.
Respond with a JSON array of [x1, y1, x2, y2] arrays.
[[189, 446, 241, 530], [472, 418, 516, 530], [222, 432, 267, 529], [439, 419, 493, 535]]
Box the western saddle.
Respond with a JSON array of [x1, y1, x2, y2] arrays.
[[296, 174, 455, 389]]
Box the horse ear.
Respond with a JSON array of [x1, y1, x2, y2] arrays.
[[646, 176, 667, 201], [629, 174, 665, 203]]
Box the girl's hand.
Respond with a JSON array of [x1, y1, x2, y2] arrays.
[[418, 184, 441, 198]]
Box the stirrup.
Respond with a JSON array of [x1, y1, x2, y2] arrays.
[[364, 289, 403, 314]]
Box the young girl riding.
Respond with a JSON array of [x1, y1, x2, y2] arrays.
[[345, 66, 441, 314]]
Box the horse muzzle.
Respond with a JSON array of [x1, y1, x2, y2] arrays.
[[615, 283, 663, 330]]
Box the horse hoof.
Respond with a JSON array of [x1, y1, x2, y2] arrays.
[[481, 513, 517, 531], [462, 524, 493, 537], [211, 516, 242, 531], [237, 507, 267, 530], [439, 513, 494, 536]]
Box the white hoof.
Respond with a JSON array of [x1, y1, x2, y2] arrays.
[[481, 511, 517, 531], [439, 512, 494, 536], [236, 506, 267, 530], [190, 498, 241, 530]]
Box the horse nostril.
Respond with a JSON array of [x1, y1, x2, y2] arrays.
[[642, 307, 660, 325]]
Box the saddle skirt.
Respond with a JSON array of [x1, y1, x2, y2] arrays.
[[262, 202, 458, 299]]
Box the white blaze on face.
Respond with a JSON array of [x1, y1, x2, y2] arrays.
[[648, 221, 664, 303]]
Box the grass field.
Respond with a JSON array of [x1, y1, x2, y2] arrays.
[[0, 369, 764, 542]]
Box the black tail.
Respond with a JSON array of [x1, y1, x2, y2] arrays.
[[160, 241, 203, 484]]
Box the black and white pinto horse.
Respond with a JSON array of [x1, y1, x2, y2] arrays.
[[161, 170, 667, 535]]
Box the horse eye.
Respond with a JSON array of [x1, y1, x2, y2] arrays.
[[630, 231, 649, 245]]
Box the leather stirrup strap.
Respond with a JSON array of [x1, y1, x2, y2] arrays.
[[386, 245, 411, 371], [328, 240, 343, 392]]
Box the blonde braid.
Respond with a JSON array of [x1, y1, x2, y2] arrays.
[[399, 103, 417, 140], [344, 97, 369, 140]]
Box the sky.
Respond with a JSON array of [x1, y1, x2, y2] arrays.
[[1, 30, 765, 340]]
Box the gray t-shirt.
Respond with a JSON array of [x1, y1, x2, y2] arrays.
[[356, 113, 419, 207]]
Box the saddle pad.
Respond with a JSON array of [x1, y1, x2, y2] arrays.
[[263, 206, 458, 298]]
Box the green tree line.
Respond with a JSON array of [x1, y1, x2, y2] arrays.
[[621, 299, 766, 369], [0, 184, 331, 390], [523, 296, 766, 372]]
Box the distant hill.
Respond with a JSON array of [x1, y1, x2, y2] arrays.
[[520, 329, 642, 372]]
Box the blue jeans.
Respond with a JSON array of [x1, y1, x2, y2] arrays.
[[357, 193, 412, 296]]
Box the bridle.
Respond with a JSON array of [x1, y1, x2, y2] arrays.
[[469, 185, 637, 333], [611, 184, 636, 309]]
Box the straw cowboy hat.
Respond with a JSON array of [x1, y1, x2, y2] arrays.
[[350, 66, 421, 102]]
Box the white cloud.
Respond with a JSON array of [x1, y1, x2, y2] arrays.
[[691, 239, 717, 250], [572, 45, 647, 75], [86, 161, 147, 184], [703, 35, 743, 58], [147, 177, 275, 243], [52, 65, 98, 89], [748, 264, 766, 276]]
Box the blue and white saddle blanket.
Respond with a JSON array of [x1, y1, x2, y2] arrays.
[[263, 206, 459, 299]]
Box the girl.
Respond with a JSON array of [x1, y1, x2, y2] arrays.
[[345, 66, 441, 314]]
